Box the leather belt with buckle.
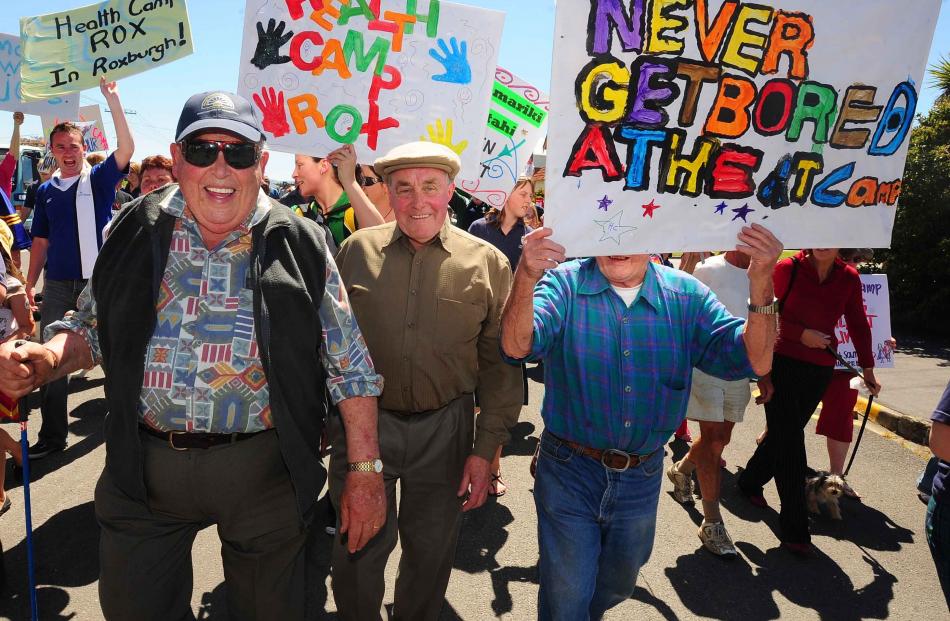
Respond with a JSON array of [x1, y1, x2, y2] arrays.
[[550, 433, 655, 472], [139, 423, 263, 451]]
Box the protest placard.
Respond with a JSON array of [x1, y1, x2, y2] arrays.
[[835, 274, 893, 369], [545, 0, 942, 256], [0, 33, 79, 118], [44, 104, 110, 151], [457, 67, 548, 208], [237, 0, 504, 179], [20, 0, 195, 101]]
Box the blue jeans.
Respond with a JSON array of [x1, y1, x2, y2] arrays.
[[535, 431, 663, 620], [39, 278, 87, 446], [926, 494, 950, 609]]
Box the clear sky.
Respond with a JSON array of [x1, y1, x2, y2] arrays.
[[3, 0, 948, 183]]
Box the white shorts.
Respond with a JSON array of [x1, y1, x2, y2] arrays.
[[685, 369, 752, 424]]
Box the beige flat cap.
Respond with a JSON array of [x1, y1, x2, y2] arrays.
[[374, 141, 461, 180]]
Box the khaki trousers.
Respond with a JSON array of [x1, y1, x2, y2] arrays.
[[329, 394, 474, 621], [96, 429, 309, 620]]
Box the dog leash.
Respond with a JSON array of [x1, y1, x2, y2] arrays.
[[824, 346, 876, 477]]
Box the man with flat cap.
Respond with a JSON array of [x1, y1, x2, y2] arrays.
[[331, 141, 524, 620], [0, 91, 386, 620]]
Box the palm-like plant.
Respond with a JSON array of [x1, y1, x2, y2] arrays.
[[930, 54, 950, 100]]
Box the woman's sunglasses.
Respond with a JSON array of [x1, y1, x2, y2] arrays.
[[180, 139, 262, 170]]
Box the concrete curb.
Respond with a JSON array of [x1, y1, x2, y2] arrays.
[[855, 395, 931, 446]]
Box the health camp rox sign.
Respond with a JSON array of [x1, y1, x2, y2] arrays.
[[238, 0, 504, 179], [19, 0, 195, 101], [545, 0, 942, 256]]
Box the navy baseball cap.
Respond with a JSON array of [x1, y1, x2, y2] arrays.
[[175, 91, 264, 143]]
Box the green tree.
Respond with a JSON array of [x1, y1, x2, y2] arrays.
[[875, 97, 950, 336]]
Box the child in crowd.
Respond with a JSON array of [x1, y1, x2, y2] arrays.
[[0, 220, 36, 515]]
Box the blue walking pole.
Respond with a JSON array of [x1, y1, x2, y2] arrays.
[[11, 337, 39, 621], [18, 396, 38, 621]]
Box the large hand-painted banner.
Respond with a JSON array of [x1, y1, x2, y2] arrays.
[[238, 0, 504, 178], [20, 0, 195, 101], [0, 34, 79, 118], [835, 274, 892, 370], [546, 0, 942, 256], [457, 67, 549, 208]]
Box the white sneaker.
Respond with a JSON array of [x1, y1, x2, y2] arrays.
[[699, 520, 737, 557], [666, 461, 695, 504]]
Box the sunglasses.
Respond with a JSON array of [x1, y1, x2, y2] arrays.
[[360, 176, 383, 187], [179, 139, 262, 170]]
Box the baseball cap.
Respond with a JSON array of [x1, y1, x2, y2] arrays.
[[175, 91, 264, 143]]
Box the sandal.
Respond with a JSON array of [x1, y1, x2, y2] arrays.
[[488, 473, 507, 497]]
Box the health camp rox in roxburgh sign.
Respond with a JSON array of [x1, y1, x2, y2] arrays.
[[545, 0, 942, 256]]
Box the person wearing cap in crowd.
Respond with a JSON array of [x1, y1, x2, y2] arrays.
[[0, 89, 386, 620], [500, 224, 783, 619], [138, 154, 176, 196], [25, 78, 134, 461], [330, 141, 524, 620], [291, 144, 385, 252]]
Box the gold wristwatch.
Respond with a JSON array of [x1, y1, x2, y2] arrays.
[[747, 298, 780, 315], [348, 458, 383, 473]]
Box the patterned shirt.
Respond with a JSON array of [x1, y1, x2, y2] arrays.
[[511, 258, 754, 454], [48, 188, 382, 433]]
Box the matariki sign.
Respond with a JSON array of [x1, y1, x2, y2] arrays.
[[20, 0, 195, 101], [237, 0, 504, 180], [545, 0, 942, 256], [457, 67, 549, 209]]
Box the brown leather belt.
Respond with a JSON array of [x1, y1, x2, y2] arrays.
[[139, 423, 265, 451], [550, 432, 655, 471]]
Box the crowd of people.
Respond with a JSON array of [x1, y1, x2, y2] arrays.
[[0, 80, 944, 620]]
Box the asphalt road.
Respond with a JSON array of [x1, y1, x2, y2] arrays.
[[0, 366, 944, 620]]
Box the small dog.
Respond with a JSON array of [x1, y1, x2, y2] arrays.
[[805, 471, 846, 520]]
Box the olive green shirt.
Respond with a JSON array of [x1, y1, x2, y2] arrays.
[[335, 218, 523, 460]]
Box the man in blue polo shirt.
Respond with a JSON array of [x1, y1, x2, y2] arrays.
[[26, 78, 134, 459], [501, 225, 783, 620]]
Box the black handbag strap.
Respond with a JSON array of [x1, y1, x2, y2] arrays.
[[778, 256, 799, 312]]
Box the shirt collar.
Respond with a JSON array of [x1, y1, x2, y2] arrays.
[[577, 257, 662, 312], [385, 214, 453, 253]]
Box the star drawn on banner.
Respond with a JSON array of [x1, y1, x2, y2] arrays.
[[594, 210, 637, 244], [731, 203, 754, 222], [596, 195, 613, 211], [714, 201, 728, 215], [641, 199, 661, 218]]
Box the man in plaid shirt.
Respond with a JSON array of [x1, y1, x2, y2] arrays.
[[501, 224, 783, 620]]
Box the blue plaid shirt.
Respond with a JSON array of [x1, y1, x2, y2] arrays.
[[514, 259, 754, 455]]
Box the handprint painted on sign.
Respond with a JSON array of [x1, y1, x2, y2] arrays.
[[421, 119, 468, 156], [251, 19, 294, 70], [429, 38, 471, 85], [253, 87, 291, 138]]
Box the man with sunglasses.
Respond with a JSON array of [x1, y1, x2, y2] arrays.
[[25, 78, 134, 461], [0, 91, 386, 620]]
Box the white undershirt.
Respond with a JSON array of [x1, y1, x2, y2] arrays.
[[611, 284, 643, 307]]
